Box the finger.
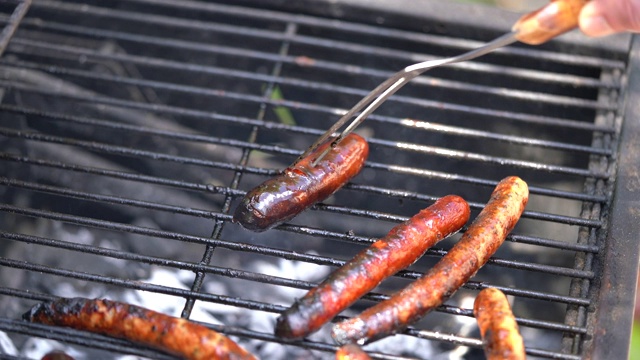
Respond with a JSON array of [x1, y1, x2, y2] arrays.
[[579, 0, 640, 37]]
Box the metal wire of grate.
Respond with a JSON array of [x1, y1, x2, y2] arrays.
[[0, 0, 634, 359]]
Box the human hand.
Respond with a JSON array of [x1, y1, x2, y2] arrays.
[[579, 0, 640, 36]]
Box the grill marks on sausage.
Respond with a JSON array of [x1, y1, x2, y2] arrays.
[[474, 288, 525, 360], [275, 195, 470, 339], [23, 298, 257, 360], [233, 133, 369, 232], [332, 176, 529, 345]]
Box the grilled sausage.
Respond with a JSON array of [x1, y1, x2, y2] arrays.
[[23, 297, 257, 360], [275, 195, 470, 339], [41, 351, 75, 360], [335, 344, 371, 360], [233, 133, 369, 232], [474, 288, 525, 360], [332, 176, 529, 344]]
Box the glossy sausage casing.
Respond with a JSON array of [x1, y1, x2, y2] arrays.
[[332, 176, 529, 345], [24, 297, 257, 360], [275, 195, 470, 339], [474, 288, 526, 360], [234, 133, 369, 232]]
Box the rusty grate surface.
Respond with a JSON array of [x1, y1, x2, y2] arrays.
[[0, 0, 635, 359]]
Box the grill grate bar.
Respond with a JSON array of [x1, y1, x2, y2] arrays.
[[0, 152, 602, 253], [0, 158, 602, 226], [124, 0, 624, 70], [0, 145, 608, 206], [0, 148, 602, 229], [0, 62, 613, 138], [0, 178, 600, 275], [8, 28, 616, 114], [1, 44, 616, 135], [0, 55, 615, 156], [5, 36, 619, 136], [347, 181, 605, 205], [405, 329, 581, 360], [0, 94, 612, 160], [0, 204, 591, 307], [0, 231, 587, 335], [0, 100, 610, 181], [21, 1, 622, 91], [0, 72, 613, 141], [0, 257, 284, 313]]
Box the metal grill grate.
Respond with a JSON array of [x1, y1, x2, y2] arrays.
[[0, 0, 638, 359]]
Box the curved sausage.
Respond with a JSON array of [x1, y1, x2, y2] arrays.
[[23, 297, 257, 360], [275, 195, 470, 339], [332, 176, 529, 345], [335, 344, 371, 360], [474, 288, 525, 360], [41, 352, 75, 360], [233, 133, 369, 232]]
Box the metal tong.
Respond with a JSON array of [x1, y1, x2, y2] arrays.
[[298, 0, 590, 166]]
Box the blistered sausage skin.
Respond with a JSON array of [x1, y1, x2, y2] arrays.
[[23, 297, 257, 360], [335, 344, 372, 360], [332, 176, 529, 345], [275, 195, 470, 339], [233, 133, 369, 232], [474, 288, 526, 360]]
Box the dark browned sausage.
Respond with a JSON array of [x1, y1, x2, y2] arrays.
[[275, 195, 470, 339], [332, 176, 529, 345], [41, 351, 75, 360], [233, 133, 369, 232], [474, 288, 525, 360], [23, 297, 257, 360], [335, 344, 371, 360]]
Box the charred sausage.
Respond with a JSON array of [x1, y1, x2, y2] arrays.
[[233, 133, 369, 232], [23, 297, 257, 360], [275, 195, 470, 339], [332, 176, 529, 344], [41, 352, 75, 360], [474, 288, 525, 360], [335, 344, 371, 360]]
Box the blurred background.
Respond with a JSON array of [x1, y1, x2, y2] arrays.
[[455, 0, 546, 11]]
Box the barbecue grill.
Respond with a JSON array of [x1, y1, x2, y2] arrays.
[[0, 0, 638, 359]]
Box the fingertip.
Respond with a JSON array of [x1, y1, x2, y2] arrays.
[[579, 2, 616, 37]]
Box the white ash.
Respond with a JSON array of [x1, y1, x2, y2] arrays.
[[0, 331, 18, 356]]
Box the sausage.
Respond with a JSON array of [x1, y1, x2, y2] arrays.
[[332, 176, 529, 345], [335, 344, 371, 360], [275, 195, 470, 339], [474, 288, 525, 360], [41, 351, 75, 360], [23, 297, 257, 360], [233, 133, 369, 232]]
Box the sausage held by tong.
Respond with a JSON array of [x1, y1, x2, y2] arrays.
[[233, 133, 369, 232]]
